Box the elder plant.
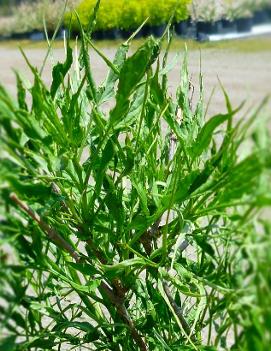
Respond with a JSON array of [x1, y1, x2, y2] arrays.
[[1, 9, 271, 351]]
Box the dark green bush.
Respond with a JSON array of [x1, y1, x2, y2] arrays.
[[1, 5, 271, 350]]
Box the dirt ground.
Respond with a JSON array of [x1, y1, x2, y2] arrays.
[[0, 37, 271, 117]]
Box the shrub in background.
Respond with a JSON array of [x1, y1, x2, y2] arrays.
[[0, 0, 20, 16], [191, 0, 271, 23], [3, 0, 78, 35], [190, 0, 225, 23], [72, 0, 123, 31], [1, 6, 271, 350], [67, 0, 191, 32], [222, 0, 254, 20], [146, 0, 191, 26], [68, 0, 271, 34], [250, 0, 271, 12], [174, 0, 192, 22], [0, 16, 16, 36], [12, 0, 58, 33], [1, 0, 271, 37], [118, 0, 145, 30]]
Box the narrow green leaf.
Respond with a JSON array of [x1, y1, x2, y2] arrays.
[[191, 112, 232, 159], [192, 234, 215, 258], [109, 37, 160, 126], [68, 262, 99, 276]]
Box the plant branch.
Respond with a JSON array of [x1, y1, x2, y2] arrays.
[[52, 183, 128, 299], [179, 239, 190, 253], [49, 186, 145, 348], [10, 192, 80, 262], [163, 282, 192, 338], [100, 281, 148, 351]]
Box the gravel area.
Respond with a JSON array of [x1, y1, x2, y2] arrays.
[[0, 40, 270, 117]]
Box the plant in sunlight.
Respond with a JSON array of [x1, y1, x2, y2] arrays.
[[0, 2, 271, 350]]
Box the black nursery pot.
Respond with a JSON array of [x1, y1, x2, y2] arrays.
[[102, 28, 121, 40], [142, 25, 151, 37], [47, 28, 67, 40], [175, 20, 188, 35], [92, 30, 104, 40], [235, 17, 253, 33], [120, 27, 145, 39], [12, 31, 31, 40], [120, 29, 132, 39], [0, 34, 11, 41], [221, 19, 237, 33], [253, 10, 270, 25], [214, 20, 224, 33], [197, 21, 223, 35], [150, 24, 167, 37], [175, 20, 197, 39], [29, 31, 45, 41]]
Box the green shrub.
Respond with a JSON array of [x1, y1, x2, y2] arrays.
[[1, 9, 271, 351], [8, 0, 78, 34], [250, 0, 271, 11], [147, 0, 191, 26], [191, 0, 271, 22], [71, 0, 123, 30], [174, 0, 192, 21], [191, 0, 225, 22], [119, 0, 146, 30], [223, 0, 255, 21], [0, 16, 15, 36], [0, 0, 18, 16], [67, 0, 191, 31]]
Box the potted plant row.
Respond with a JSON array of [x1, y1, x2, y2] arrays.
[[2, 0, 271, 41], [120, 2, 270, 41], [67, 0, 191, 39], [176, 0, 271, 40]]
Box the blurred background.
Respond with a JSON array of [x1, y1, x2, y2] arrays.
[[0, 0, 271, 117]]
